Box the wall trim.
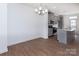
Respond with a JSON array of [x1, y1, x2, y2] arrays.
[[8, 36, 43, 46], [0, 48, 8, 54]]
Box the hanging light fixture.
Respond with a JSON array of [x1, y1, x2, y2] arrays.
[[35, 4, 48, 15]]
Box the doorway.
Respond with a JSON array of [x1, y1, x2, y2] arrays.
[[48, 11, 58, 39]]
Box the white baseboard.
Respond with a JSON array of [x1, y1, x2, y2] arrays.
[[0, 48, 8, 54], [41, 35, 48, 39], [0, 35, 48, 54], [8, 36, 43, 46], [42, 36, 48, 39]]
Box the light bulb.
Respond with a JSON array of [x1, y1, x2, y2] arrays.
[[45, 9, 48, 13], [38, 11, 41, 14], [39, 6, 42, 10], [42, 10, 45, 14], [35, 8, 38, 12]]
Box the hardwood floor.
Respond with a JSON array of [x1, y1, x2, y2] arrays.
[[0, 36, 79, 56]]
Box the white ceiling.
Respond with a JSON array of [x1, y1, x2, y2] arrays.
[[22, 3, 79, 15]]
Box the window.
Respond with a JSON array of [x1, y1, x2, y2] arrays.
[[69, 16, 77, 31]]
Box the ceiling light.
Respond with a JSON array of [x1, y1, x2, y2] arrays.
[[35, 4, 48, 15]]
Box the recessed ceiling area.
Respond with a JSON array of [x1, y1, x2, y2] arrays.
[[22, 3, 79, 15]]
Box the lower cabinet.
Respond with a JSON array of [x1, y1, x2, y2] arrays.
[[57, 29, 75, 44]]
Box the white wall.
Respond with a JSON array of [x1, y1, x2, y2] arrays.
[[0, 3, 8, 54], [7, 3, 48, 46], [63, 15, 70, 29], [41, 13, 48, 38]]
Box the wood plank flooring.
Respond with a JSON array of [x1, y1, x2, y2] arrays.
[[0, 36, 79, 56]]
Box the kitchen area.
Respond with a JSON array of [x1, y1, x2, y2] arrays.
[[48, 11, 58, 37], [48, 11, 76, 44]]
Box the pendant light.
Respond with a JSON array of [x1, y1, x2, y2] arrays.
[[35, 4, 48, 15]]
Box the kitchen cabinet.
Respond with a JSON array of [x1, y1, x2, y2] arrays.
[[57, 29, 75, 44]]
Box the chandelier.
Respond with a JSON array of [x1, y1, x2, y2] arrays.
[[35, 4, 48, 15]]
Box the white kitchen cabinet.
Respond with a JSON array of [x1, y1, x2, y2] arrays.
[[57, 29, 75, 44]]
